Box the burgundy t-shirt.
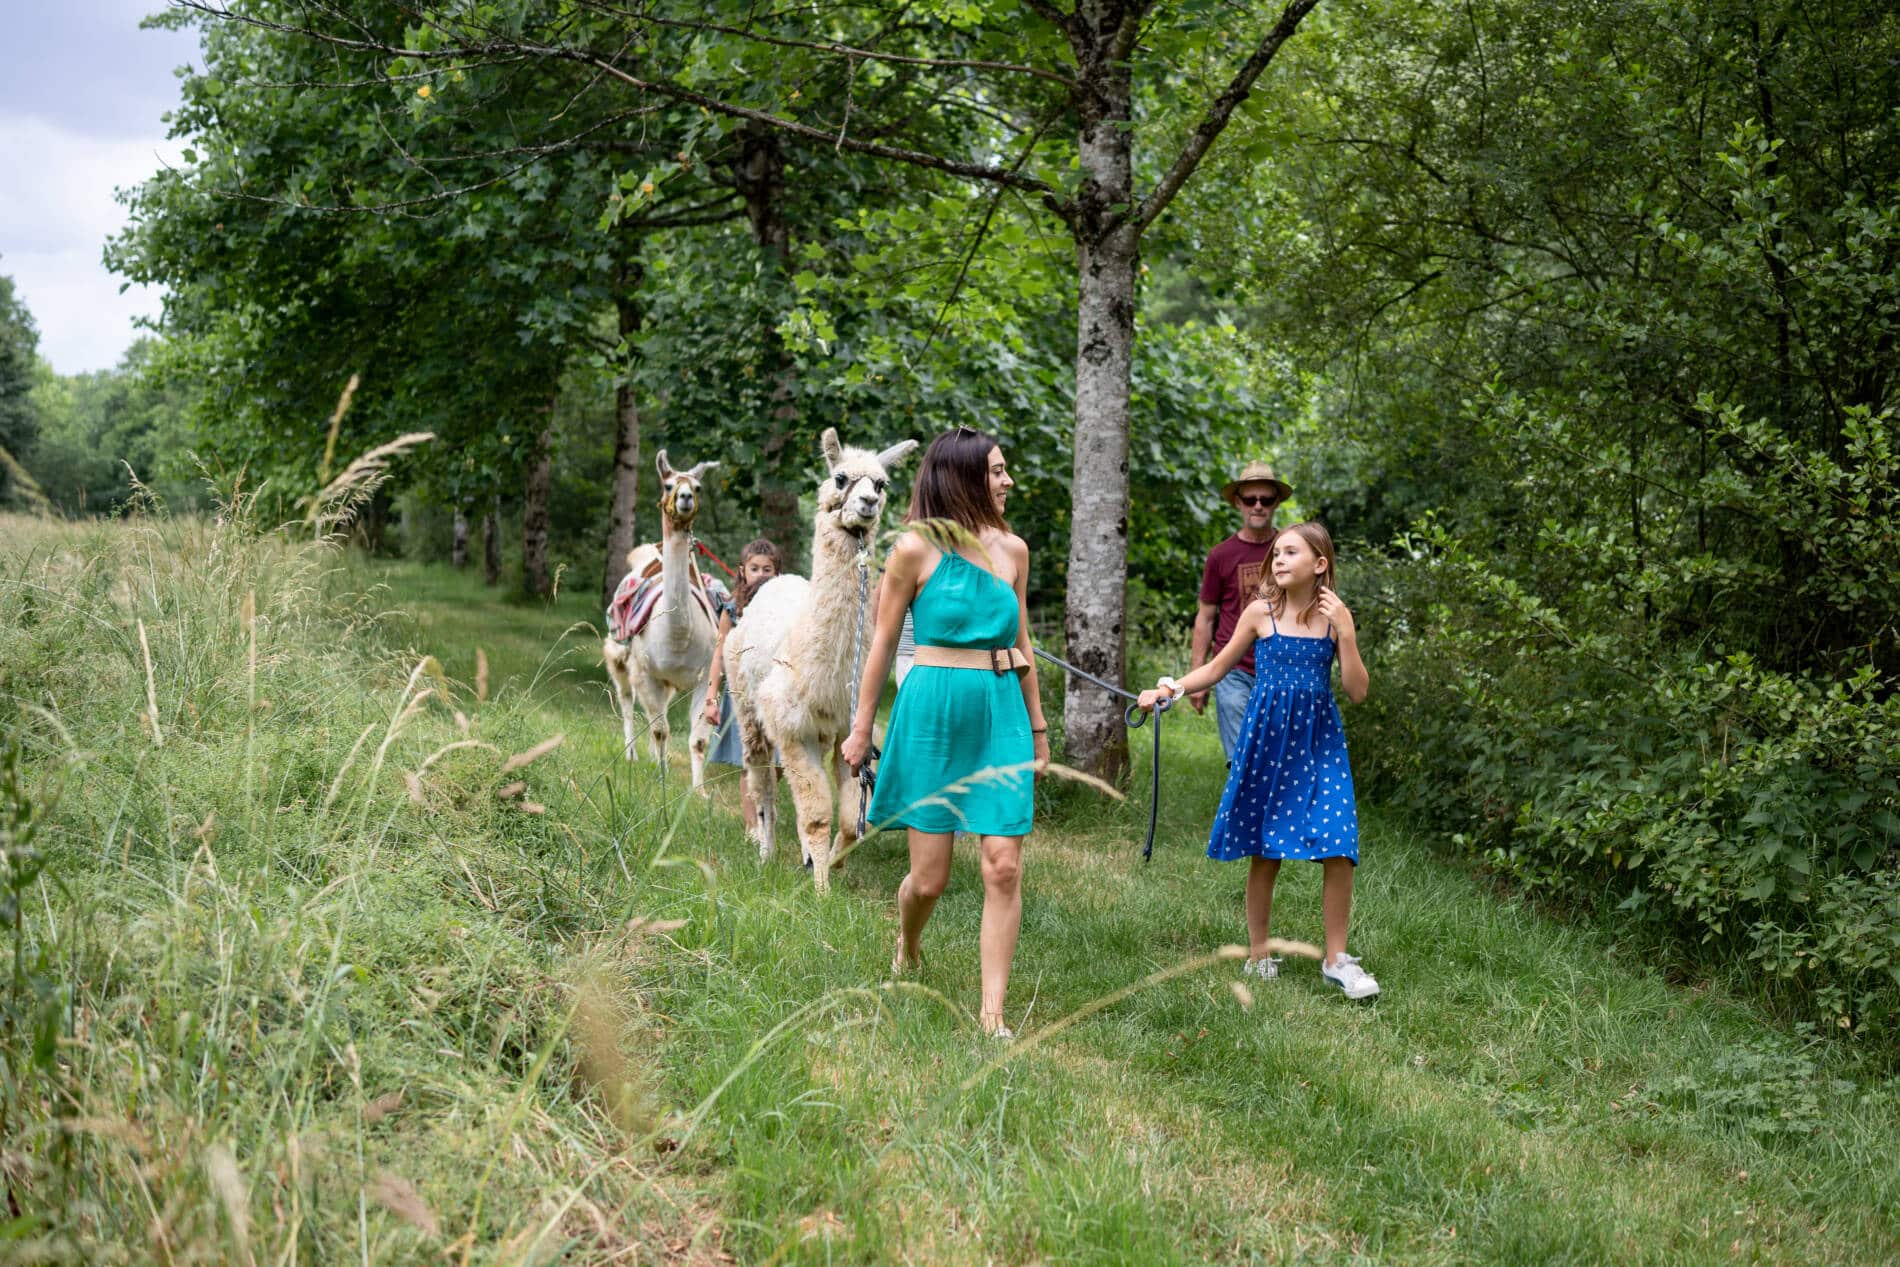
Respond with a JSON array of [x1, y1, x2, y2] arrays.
[[1199, 531, 1277, 674]]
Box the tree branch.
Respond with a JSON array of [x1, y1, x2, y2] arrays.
[[921, 106, 1061, 352], [208, 153, 555, 216], [178, 0, 1061, 199], [226, 53, 532, 92], [571, 0, 1079, 89], [1313, 134, 1453, 188], [634, 206, 747, 228], [1130, 0, 1320, 235], [570, 54, 1060, 196], [1107, 5, 1148, 65], [406, 106, 676, 165]]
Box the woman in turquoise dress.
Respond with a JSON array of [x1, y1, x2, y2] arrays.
[[842, 428, 1050, 1039]]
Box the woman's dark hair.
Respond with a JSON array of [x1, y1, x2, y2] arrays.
[[904, 427, 1007, 535], [731, 538, 782, 614]]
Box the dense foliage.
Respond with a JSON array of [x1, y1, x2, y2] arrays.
[[1207, 0, 1900, 1031], [0, 271, 46, 510], [26, 340, 197, 514]]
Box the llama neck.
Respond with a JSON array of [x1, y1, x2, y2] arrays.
[[783, 519, 869, 686], [654, 518, 698, 636], [808, 519, 861, 591]]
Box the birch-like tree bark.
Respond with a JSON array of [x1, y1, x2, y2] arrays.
[[1064, 21, 1140, 780]]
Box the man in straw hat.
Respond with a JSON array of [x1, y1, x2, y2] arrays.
[[1191, 460, 1293, 760]]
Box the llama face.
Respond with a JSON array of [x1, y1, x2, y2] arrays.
[[656, 450, 718, 529], [818, 429, 919, 534], [825, 461, 887, 531]]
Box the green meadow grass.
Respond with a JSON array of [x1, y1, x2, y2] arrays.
[[4, 513, 1898, 1264]]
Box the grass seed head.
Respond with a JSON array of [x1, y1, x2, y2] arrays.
[[499, 733, 565, 775], [201, 1144, 251, 1259], [367, 1170, 438, 1237]]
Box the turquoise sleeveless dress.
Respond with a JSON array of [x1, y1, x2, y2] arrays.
[[867, 550, 1034, 836]]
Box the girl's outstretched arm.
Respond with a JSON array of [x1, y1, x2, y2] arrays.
[[1317, 591, 1369, 703], [1136, 600, 1268, 711]]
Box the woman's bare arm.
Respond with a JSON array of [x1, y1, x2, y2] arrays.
[[842, 534, 926, 763], [1006, 536, 1051, 769]]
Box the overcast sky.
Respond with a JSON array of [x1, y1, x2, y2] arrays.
[[2, 2, 197, 374]]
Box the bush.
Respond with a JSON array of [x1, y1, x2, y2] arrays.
[[1349, 520, 1900, 1037]]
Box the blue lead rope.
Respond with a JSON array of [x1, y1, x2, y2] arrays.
[[1030, 647, 1172, 862]]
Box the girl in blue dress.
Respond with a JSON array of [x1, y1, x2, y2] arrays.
[[702, 539, 782, 830], [1137, 522, 1380, 1000]]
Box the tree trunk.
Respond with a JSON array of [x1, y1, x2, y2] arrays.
[[349, 489, 390, 554], [603, 258, 646, 608], [451, 504, 469, 569], [522, 410, 554, 598], [482, 503, 501, 586], [735, 122, 803, 565], [1062, 38, 1138, 783], [368, 491, 390, 554]]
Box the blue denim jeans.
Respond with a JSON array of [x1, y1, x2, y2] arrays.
[[1212, 667, 1256, 762]]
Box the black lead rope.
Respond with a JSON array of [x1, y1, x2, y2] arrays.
[[1030, 647, 1173, 861], [856, 743, 879, 841]]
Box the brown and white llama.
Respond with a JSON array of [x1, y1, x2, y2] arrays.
[[602, 452, 719, 789], [725, 428, 918, 891]]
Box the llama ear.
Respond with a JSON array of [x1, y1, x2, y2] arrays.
[[819, 428, 844, 471], [686, 460, 719, 482], [655, 450, 675, 481], [875, 439, 920, 471]]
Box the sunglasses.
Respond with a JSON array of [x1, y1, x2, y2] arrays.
[[1238, 494, 1279, 508]]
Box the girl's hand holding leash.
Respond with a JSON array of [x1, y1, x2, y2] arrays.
[[1032, 730, 1051, 773], [1135, 677, 1183, 715], [702, 695, 721, 726], [1316, 591, 1356, 642]]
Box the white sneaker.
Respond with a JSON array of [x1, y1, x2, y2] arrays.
[[1321, 953, 1380, 1000], [1244, 956, 1281, 981]]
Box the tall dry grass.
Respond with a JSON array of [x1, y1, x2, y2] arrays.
[[0, 495, 718, 1262]]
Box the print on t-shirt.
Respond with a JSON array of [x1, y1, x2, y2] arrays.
[[1236, 559, 1265, 602], [1201, 530, 1277, 676]]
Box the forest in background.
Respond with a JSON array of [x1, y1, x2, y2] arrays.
[[2, 0, 1895, 1035]]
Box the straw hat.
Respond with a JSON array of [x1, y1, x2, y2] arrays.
[[1221, 460, 1293, 506]]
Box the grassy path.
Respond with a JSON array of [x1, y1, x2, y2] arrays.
[[382, 562, 1898, 1264]]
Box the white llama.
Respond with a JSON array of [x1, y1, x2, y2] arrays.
[[726, 428, 918, 891], [602, 451, 720, 790]]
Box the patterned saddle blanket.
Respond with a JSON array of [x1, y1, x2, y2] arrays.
[[606, 555, 729, 643]]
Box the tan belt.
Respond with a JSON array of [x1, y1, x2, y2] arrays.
[[912, 644, 1031, 677]]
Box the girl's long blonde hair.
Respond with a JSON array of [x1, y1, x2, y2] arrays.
[[1255, 520, 1338, 626]]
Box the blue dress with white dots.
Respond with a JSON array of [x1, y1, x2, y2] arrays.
[[1206, 613, 1359, 865]]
